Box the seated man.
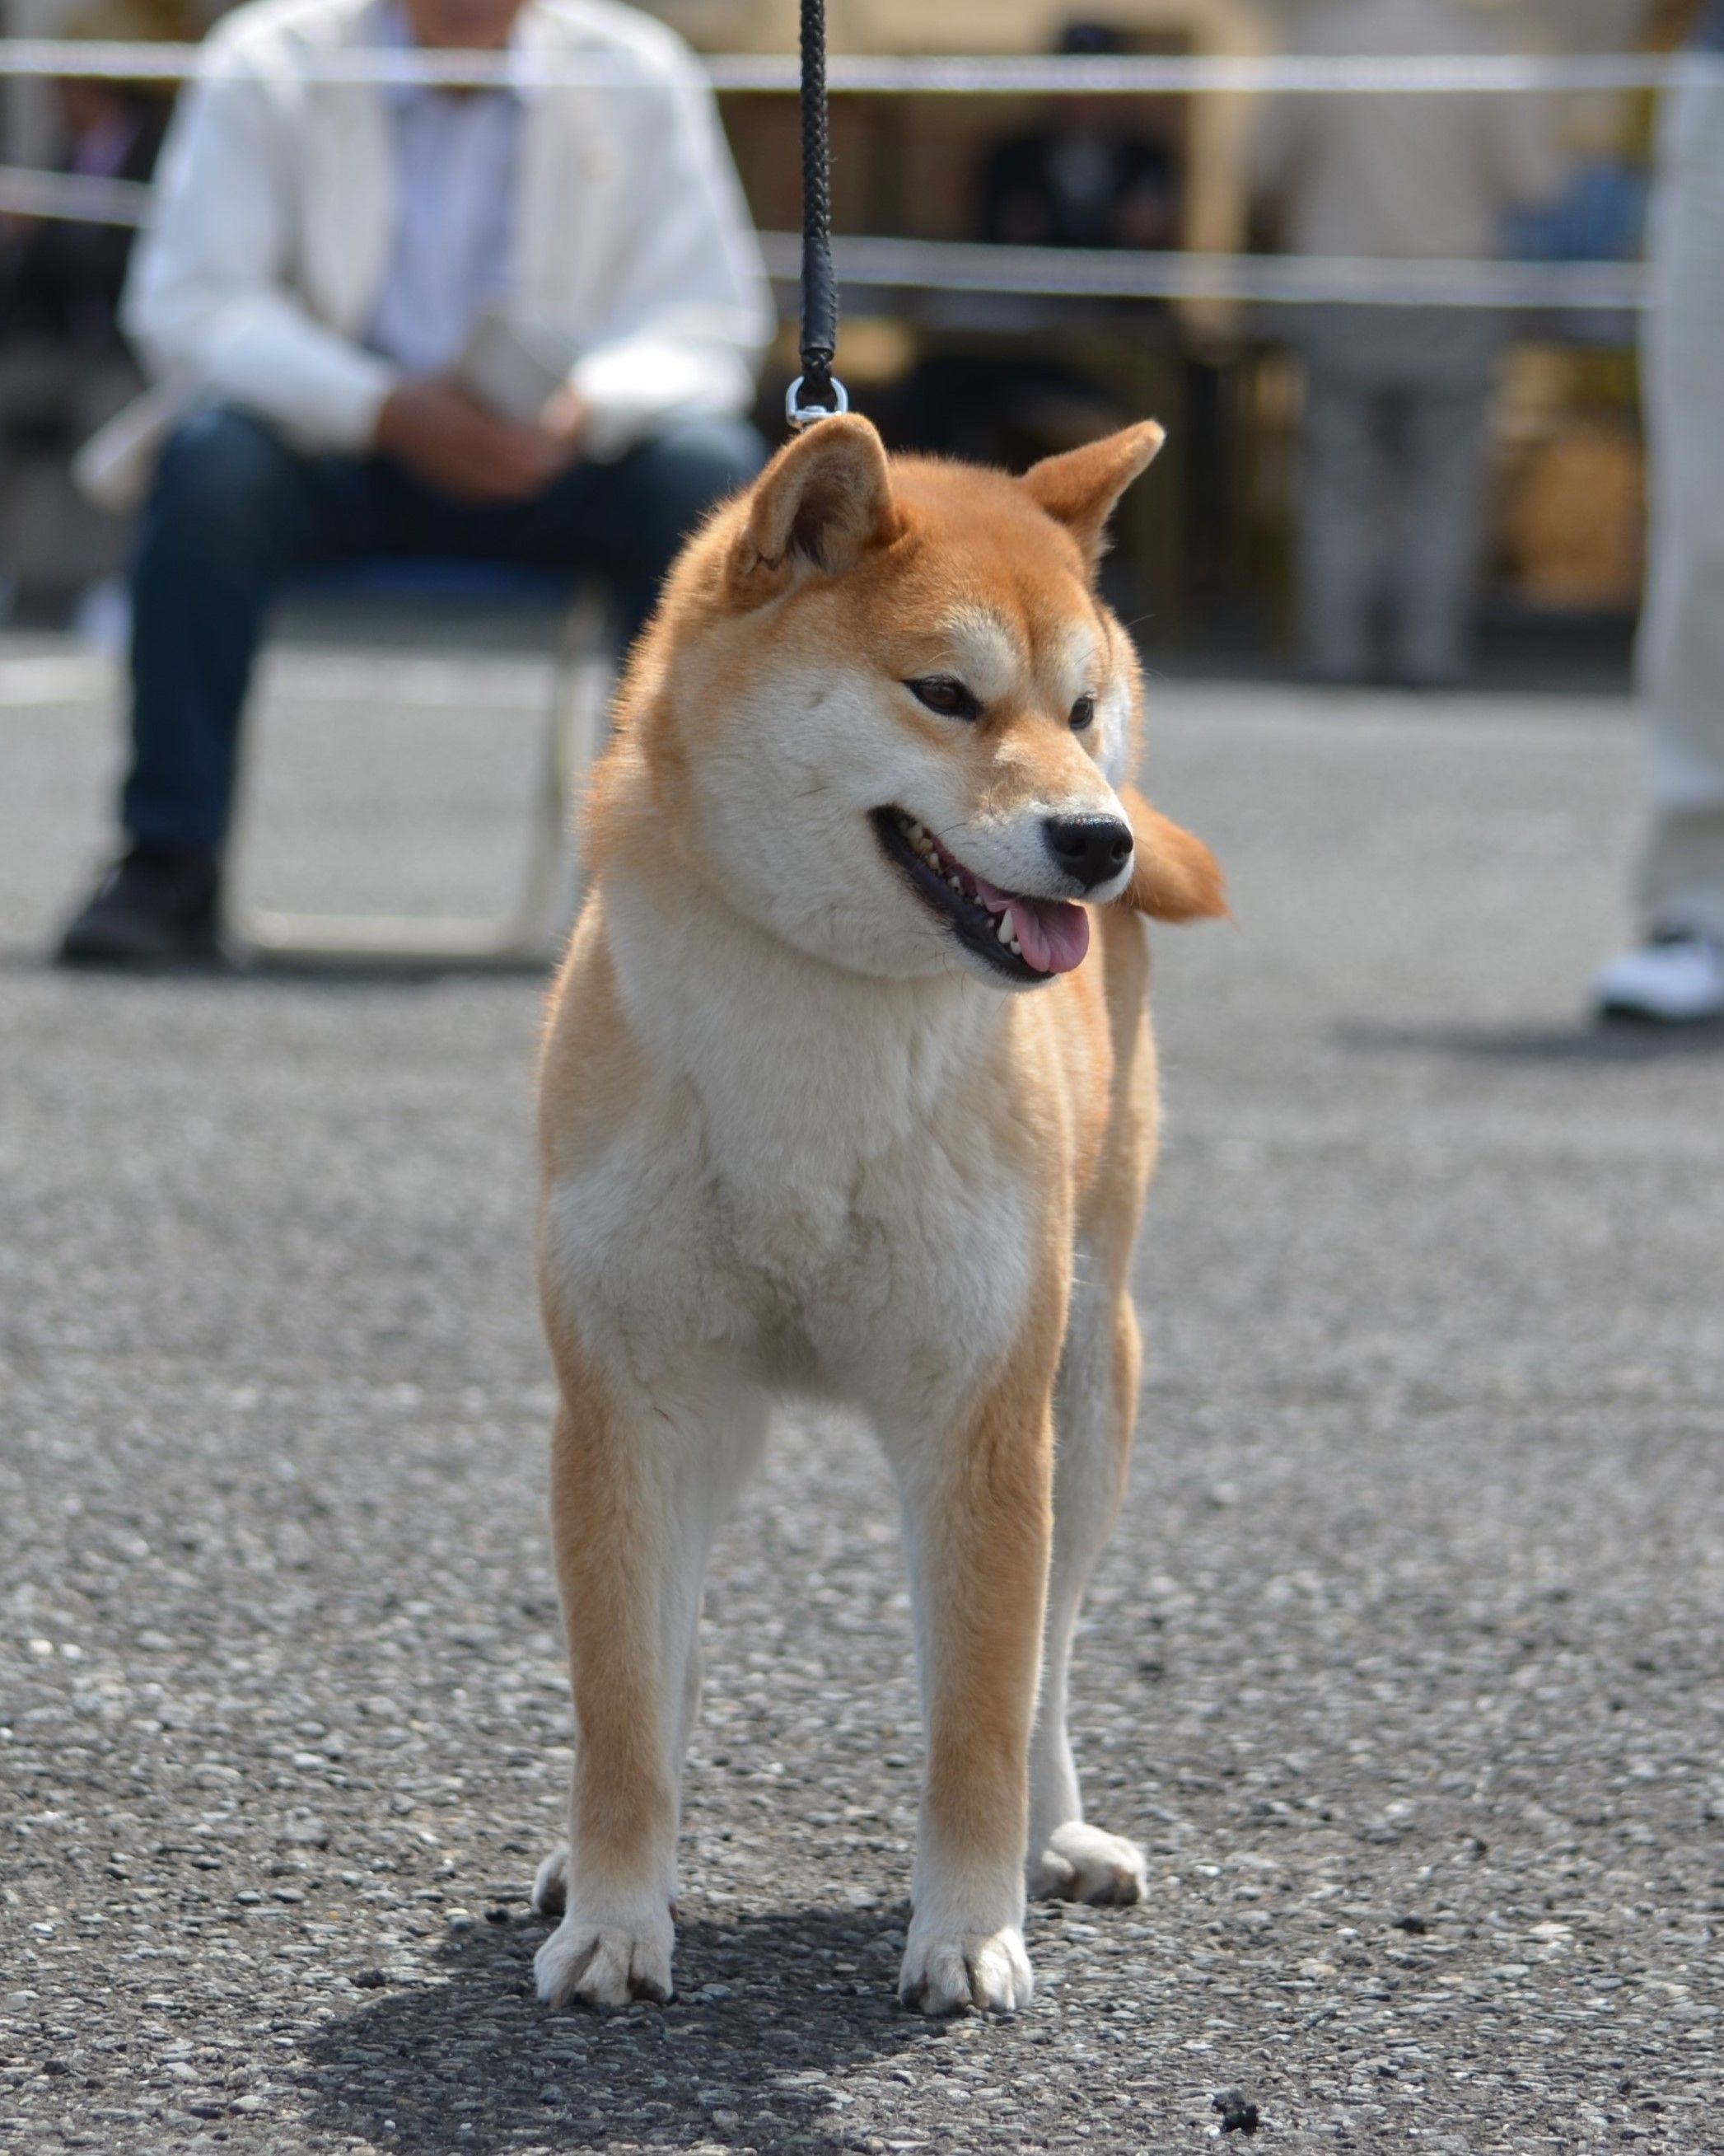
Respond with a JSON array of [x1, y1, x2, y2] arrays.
[[59, 0, 770, 966]]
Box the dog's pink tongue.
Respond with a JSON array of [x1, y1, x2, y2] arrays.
[[1010, 896, 1091, 975], [974, 876, 1091, 975]]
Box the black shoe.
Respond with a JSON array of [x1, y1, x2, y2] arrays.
[[56, 844, 226, 969]]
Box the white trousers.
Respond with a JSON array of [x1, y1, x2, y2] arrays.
[[1638, 77, 1724, 940]]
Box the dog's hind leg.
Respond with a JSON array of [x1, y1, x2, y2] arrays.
[[533, 1346, 766, 2010], [1026, 1274, 1147, 1906]]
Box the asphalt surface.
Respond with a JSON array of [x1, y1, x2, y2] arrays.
[[2, 643, 1721, 2155]]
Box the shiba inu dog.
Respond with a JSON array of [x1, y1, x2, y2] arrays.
[[530, 414, 1225, 2016]]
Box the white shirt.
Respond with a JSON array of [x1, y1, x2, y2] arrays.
[[107, 0, 771, 491], [366, 8, 523, 376]]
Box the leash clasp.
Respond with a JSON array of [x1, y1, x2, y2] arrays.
[[785, 373, 850, 430]]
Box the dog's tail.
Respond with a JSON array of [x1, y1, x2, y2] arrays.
[[1116, 784, 1230, 924]]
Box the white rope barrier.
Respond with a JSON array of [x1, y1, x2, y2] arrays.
[[2, 45, 1665, 314], [0, 163, 151, 223], [0, 40, 1716, 94], [736, 50, 1711, 96], [0, 166, 1644, 311], [759, 233, 1648, 314]]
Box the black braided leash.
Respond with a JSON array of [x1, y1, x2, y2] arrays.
[[786, 0, 848, 428]]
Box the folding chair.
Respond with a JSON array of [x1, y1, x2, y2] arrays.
[[231, 560, 610, 965]]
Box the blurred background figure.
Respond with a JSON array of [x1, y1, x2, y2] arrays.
[[1254, 0, 1562, 689], [979, 21, 1179, 253], [1593, 0, 1724, 1022], [0, 0, 180, 628], [892, 21, 1180, 527], [56, 0, 769, 969]]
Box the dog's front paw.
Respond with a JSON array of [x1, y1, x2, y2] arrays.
[[531, 1843, 570, 1920], [535, 1898, 675, 2010], [899, 1920, 1032, 2016], [1029, 1821, 1146, 1906]]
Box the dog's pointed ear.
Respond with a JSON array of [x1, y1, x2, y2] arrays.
[[1021, 421, 1166, 572], [731, 414, 899, 601], [1117, 783, 1228, 923]]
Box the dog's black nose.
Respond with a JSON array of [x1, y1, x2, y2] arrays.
[[1043, 813, 1134, 891]]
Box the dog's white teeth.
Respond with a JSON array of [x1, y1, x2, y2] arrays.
[[948, 876, 963, 892], [997, 914, 1015, 946], [1009, 937, 1022, 956]]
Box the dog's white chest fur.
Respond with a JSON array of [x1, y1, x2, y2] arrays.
[[544, 886, 1036, 1416]]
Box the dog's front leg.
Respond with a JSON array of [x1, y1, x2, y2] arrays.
[[883, 1364, 1056, 2016], [533, 1346, 764, 2011]]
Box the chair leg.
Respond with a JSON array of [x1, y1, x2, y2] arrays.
[[502, 587, 611, 956], [232, 589, 612, 968]]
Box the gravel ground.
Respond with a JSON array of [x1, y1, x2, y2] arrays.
[[2, 651, 1721, 2154]]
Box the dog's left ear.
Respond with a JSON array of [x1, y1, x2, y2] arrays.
[[1117, 783, 1228, 923], [1021, 421, 1166, 573], [731, 414, 899, 601]]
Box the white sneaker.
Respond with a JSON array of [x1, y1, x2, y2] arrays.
[[1592, 930, 1724, 1023]]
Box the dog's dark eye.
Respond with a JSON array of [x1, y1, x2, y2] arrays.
[[1070, 694, 1096, 733], [906, 676, 982, 723]]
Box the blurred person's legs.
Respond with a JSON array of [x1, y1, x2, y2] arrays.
[[1390, 374, 1492, 690], [124, 408, 400, 859], [1635, 108, 1724, 947], [59, 407, 402, 966], [1595, 76, 1724, 1022], [1297, 367, 1384, 686], [1296, 311, 1497, 690], [58, 406, 763, 966]]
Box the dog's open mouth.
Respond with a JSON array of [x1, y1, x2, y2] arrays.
[[871, 807, 1091, 983]]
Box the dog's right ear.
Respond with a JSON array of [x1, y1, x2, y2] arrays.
[[729, 414, 899, 602]]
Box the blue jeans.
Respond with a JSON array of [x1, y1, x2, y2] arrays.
[[121, 405, 765, 854]]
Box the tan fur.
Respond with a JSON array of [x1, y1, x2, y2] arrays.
[[530, 414, 1224, 2017], [1119, 783, 1233, 924], [1021, 422, 1166, 571]]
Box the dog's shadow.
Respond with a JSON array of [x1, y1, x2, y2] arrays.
[[297, 1903, 940, 2153]]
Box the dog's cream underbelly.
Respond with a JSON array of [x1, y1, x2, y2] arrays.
[[542, 1101, 1038, 1423]]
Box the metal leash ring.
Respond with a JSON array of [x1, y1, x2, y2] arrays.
[[784, 373, 850, 428]]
